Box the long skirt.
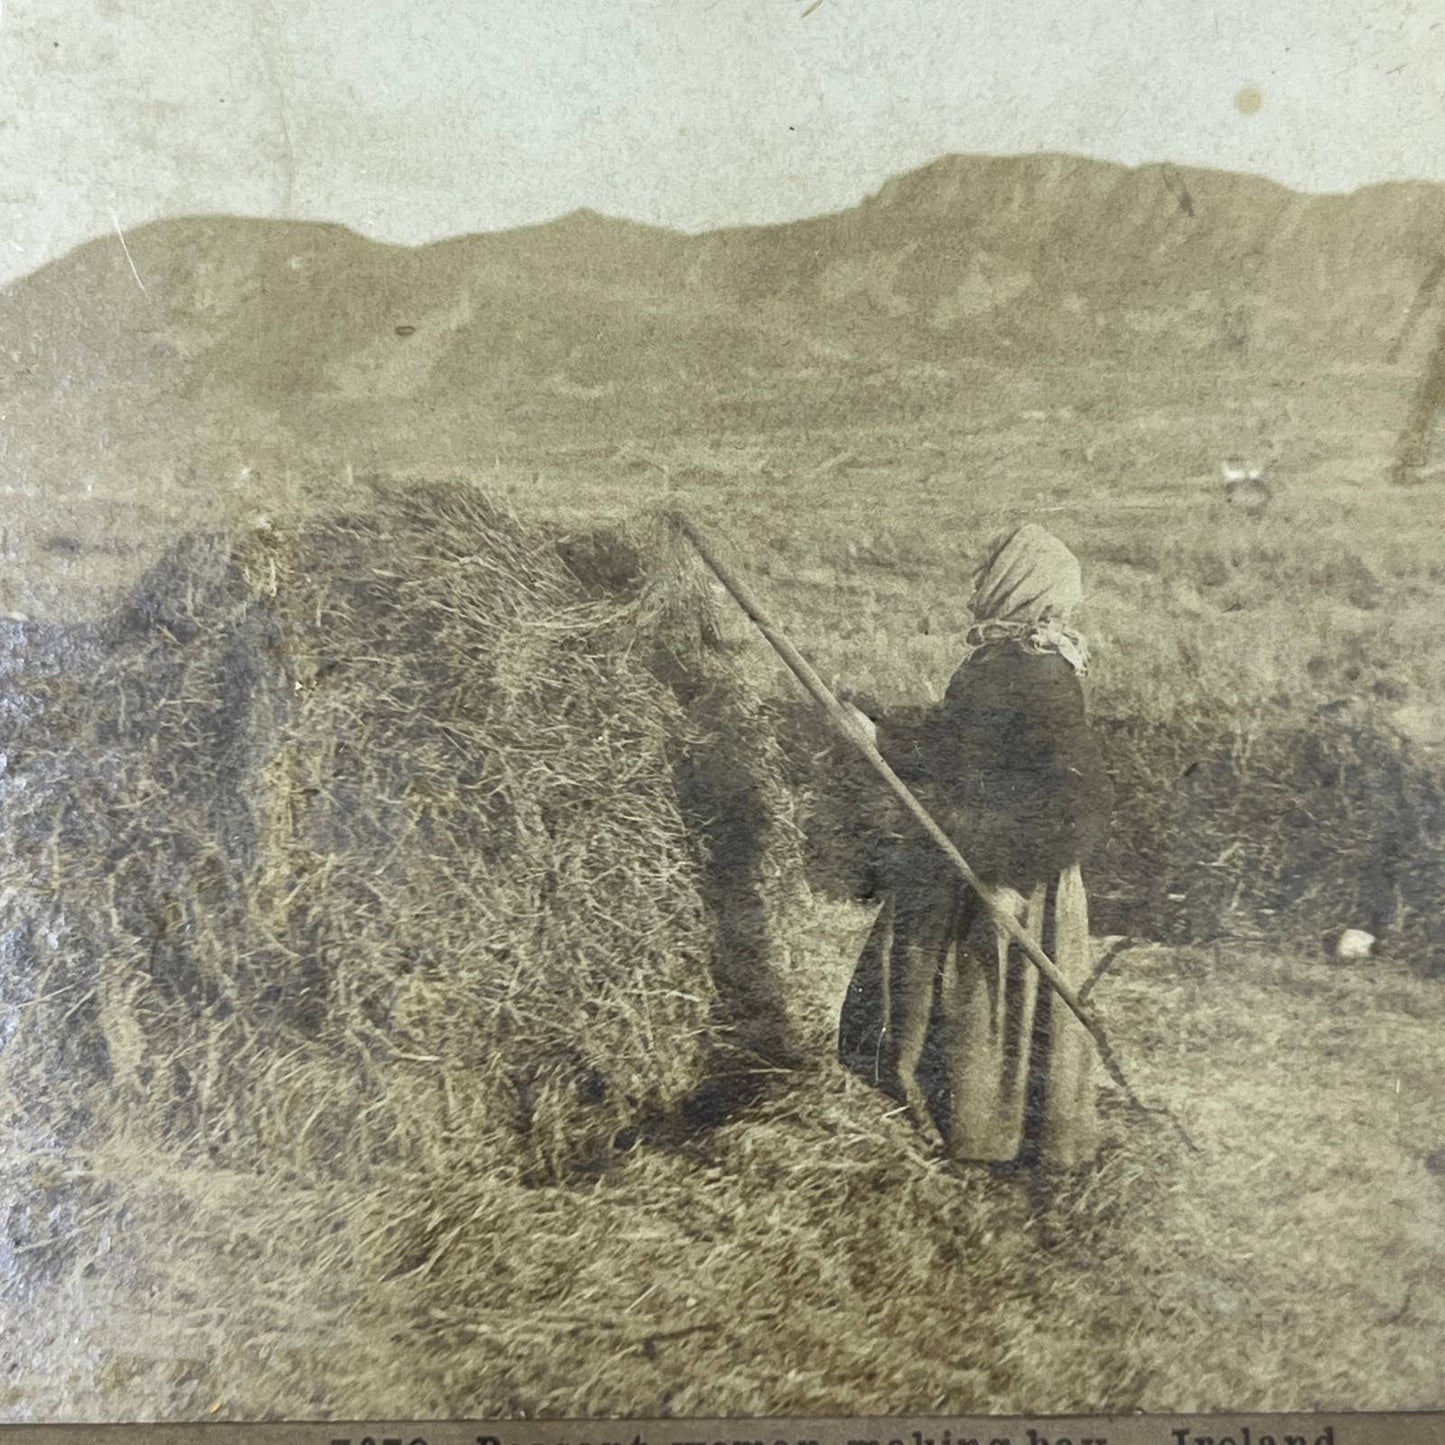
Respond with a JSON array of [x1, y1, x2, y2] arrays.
[[838, 858, 1099, 1168]]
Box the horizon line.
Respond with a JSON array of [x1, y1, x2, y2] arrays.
[[6, 147, 1445, 291]]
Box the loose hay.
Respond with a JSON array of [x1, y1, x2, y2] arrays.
[[1089, 709, 1445, 966], [0, 482, 803, 1184]]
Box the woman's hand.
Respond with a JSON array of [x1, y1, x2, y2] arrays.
[[842, 701, 878, 746]]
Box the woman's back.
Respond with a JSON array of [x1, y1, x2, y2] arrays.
[[884, 642, 1112, 890]]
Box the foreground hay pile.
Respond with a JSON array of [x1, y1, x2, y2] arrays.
[[0, 482, 802, 1183]]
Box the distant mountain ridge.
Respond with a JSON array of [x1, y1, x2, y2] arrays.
[[3, 151, 1444, 489]]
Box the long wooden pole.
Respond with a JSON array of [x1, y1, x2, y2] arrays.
[[671, 511, 1197, 1152]]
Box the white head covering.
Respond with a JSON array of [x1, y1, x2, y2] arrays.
[[966, 524, 1089, 673], [970, 523, 1083, 623]]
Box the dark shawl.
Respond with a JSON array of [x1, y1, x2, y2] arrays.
[[879, 641, 1113, 891]]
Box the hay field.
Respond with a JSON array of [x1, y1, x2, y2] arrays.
[[1, 358, 1443, 1419]]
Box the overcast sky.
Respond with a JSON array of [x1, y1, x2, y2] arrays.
[[1, 0, 1442, 287]]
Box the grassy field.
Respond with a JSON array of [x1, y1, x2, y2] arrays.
[[1, 357, 1443, 1418], [16, 361, 1441, 729]]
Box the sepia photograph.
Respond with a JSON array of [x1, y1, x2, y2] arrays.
[[0, 0, 1442, 1424]]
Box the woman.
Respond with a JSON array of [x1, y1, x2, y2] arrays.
[[838, 523, 1113, 1169]]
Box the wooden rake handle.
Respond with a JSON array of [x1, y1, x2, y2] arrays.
[[669, 511, 1198, 1155]]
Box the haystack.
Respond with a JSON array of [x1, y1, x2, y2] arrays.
[[1090, 709, 1445, 965], [0, 482, 803, 1183]]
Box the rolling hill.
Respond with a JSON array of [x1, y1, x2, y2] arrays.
[[3, 151, 1444, 496]]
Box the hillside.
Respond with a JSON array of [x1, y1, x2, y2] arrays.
[[697, 154, 1445, 360], [3, 152, 1444, 503]]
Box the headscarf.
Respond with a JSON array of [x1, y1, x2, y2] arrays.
[[965, 523, 1090, 674]]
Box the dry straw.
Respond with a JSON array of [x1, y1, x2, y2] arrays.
[[0, 481, 804, 1186]]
